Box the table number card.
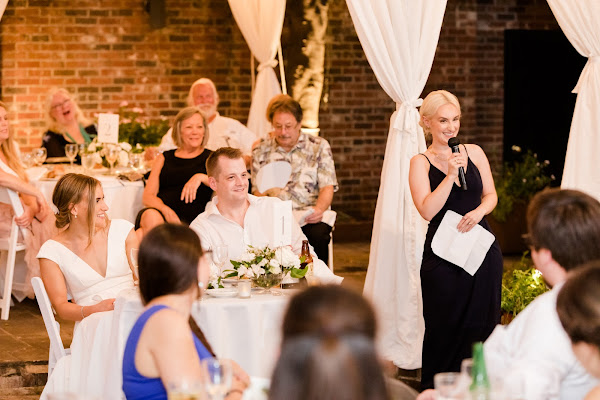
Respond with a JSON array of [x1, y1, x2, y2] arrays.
[[97, 113, 120, 144], [271, 200, 293, 247]]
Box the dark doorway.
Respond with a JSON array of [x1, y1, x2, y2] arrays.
[[504, 29, 586, 183]]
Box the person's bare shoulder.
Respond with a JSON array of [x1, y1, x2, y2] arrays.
[[585, 385, 600, 400]]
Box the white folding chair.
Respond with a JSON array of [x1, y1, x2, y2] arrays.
[[31, 276, 70, 376], [0, 186, 27, 320]]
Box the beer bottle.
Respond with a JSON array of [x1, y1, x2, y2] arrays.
[[300, 240, 313, 269], [469, 342, 491, 399]]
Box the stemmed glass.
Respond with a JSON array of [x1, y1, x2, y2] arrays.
[[81, 153, 95, 174], [32, 147, 47, 166], [202, 358, 232, 400], [21, 152, 35, 169], [105, 144, 120, 175], [212, 245, 228, 274], [65, 144, 78, 169], [130, 248, 139, 281]]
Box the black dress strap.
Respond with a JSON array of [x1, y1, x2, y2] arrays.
[[462, 144, 469, 158], [420, 153, 432, 164]]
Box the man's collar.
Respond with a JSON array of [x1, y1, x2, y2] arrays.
[[272, 132, 307, 153], [205, 194, 257, 217]]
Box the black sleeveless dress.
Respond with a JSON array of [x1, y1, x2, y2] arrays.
[[420, 152, 503, 390], [158, 149, 213, 224]]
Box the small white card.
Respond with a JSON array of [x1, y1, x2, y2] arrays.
[[271, 200, 293, 247], [97, 113, 119, 144]]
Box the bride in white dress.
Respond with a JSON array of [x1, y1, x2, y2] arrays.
[[38, 173, 138, 319], [37, 173, 138, 398]]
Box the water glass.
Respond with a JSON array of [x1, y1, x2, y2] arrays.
[[212, 245, 228, 273], [434, 372, 466, 400], [65, 143, 78, 168], [129, 152, 143, 171], [105, 144, 120, 174], [81, 153, 95, 173], [202, 358, 232, 400], [166, 379, 206, 400], [33, 147, 47, 166], [21, 152, 35, 168]]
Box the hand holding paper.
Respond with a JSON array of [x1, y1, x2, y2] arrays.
[[255, 161, 292, 194]]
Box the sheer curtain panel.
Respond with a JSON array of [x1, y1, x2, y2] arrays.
[[228, 0, 286, 139], [346, 0, 447, 369], [547, 0, 600, 199]]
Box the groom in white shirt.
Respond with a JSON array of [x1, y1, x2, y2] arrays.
[[189, 147, 341, 284]]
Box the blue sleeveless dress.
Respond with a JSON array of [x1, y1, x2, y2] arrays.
[[122, 305, 212, 400], [419, 151, 503, 389]]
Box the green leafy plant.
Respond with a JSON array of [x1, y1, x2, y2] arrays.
[[492, 146, 554, 222], [501, 251, 548, 318], [117, 103, 170, 148]]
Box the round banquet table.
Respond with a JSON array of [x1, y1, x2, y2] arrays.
[[41, 287, 289, 400], [29, 167, 144, 223]]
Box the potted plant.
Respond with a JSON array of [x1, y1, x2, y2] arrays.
[[501, 252, 549, 324], [489, 146, 554, 253]]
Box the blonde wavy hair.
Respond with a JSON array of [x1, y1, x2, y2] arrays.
[[0, 102, 27, 182], [171, 107, 209, 149], [419, 90, 461, 137], [44, 88, 92, 134]]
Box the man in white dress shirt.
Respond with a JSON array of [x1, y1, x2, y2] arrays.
[[159, 78, 257, 167], [483, 189, 600, 400], [189, 147, 341, 284]]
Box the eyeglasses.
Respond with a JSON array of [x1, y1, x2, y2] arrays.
[[273, 123, 299, 133], [51, 98, 70, 110]]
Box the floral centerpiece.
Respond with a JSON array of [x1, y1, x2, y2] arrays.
[[207, 245, 309, 291], [492, 146, 554, 222], [86, 139, 132, 168], [117, 102, 170, 148]]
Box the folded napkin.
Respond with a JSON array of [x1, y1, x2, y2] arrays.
[[255, 161, 292, 193], [431, 210, 495, 276]]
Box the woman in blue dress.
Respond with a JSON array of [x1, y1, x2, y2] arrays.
[[409, 90, 503, 389], [122, 223, 249, 400]]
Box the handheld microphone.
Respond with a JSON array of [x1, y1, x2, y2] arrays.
[[448, 137, 467, 191]]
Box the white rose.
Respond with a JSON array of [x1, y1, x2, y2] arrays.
[[118, 150, 129, 167], [237, 265, 248, 278], [120, 142, 132, 152], [276, 246, 301, 268], [240, 251, 255, 263], [252, 264, 265, 276], [269, 258, 280, 268], [271, 265, 282, 275], [258, 258, 268, 268], [88, 142, 97, 152]]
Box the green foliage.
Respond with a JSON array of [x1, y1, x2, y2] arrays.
[[492, 147, 554, 222], [501, 252, 549, 316], [117, 105, 170, 148]]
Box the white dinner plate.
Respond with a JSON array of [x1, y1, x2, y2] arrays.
[[205, 288, 238, 298]]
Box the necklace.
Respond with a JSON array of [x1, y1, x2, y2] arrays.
[[428, 148, 450, 162]]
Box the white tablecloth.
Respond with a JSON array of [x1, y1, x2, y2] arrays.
[[43, 287, 289, 399], [31, 172, 144, 223]]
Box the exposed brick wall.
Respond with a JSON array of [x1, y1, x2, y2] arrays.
[[0, 0, 560, 221]]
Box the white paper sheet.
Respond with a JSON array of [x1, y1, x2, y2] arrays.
[[255, 161, 292, 193], [431, 210, 495, 276]]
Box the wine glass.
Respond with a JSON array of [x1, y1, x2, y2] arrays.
[[129, 152, 143, 171], [202, 358, 232, 400], [65, 144, 78, 169], [166, 378, 205, 400], [21, 152, 35, 169], [130, 248, 139, 280], [33, 147, 47, 166], [105, 144, 120, 175], [81, 153, 95, 174], [212, 245, 228, 274]]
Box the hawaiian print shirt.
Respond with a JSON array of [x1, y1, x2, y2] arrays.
[[251, 133, 338, 209]]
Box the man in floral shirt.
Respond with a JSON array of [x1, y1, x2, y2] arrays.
[[251, 94, 338, 263]]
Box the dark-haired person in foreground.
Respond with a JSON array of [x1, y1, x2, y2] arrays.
[[268, 285, 397, 400], [483, 189, 600, 399], [122, 223, 249, 400], [557, 262, 600, 400]]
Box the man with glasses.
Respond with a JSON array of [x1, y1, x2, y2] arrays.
[[251, 94, 338, 263]]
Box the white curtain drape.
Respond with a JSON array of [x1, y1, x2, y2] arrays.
[[0, 0, 8, 22], [346, 0, 446, 369], [546, 0, 600, 198], [228, 0, 286, 139]]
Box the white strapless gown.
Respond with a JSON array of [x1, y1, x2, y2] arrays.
[[38, 219, 136, 400]]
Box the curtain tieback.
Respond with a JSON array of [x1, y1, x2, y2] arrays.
[[395, 99, 424, 135], [257, 59, 278, 72]]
